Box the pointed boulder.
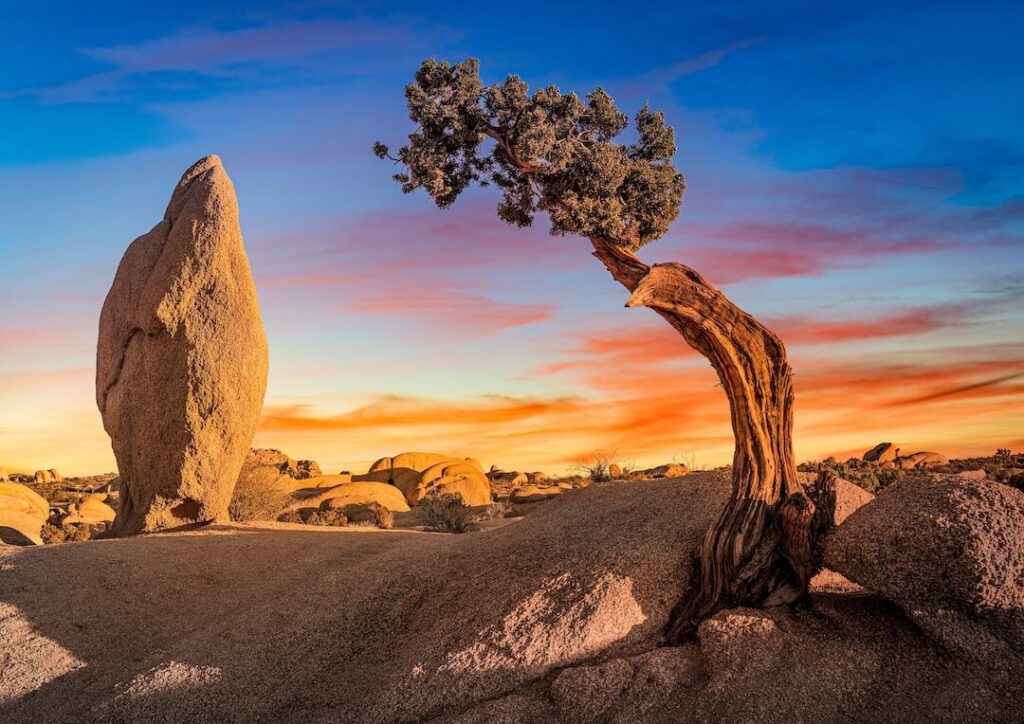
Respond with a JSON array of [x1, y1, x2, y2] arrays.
[[96, 155, 268, 535]]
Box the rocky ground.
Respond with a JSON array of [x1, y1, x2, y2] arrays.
[[2, 470, 1022, 723]]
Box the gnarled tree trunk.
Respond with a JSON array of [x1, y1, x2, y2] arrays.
[[590, 238, 812, 643]]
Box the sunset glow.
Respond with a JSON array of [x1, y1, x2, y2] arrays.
[[2, 2, 1021, 475]]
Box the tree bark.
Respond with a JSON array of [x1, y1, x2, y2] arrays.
[[589, 237, 806, 643]]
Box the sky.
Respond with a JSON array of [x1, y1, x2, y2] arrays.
[[1, 0, 1022, 476]]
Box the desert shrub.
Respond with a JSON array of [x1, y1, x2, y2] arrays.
[[1007, 473, 1024, 493], [673, 450, 701, 472], [229, 467, 289, 522], [305, 509, 349, 527], [420, 493, 478, 533], [575, 449, 622, 483], [40, 523, 91, 544], [278, 507, 349, 527], [371, 503, 394, 530], [277, 509, 304, 524], [487, 498, 515, 520]]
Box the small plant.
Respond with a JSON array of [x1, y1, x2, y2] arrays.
[[372, 503, 394, 530], [673, 450, 700, 472], [306, 508, 349, 527], [487, 498, 515, 520], [229, 467, 289, 522], [420, 492, 478, 533], [276, 507, 348, 527], [40, 522, 91, 544], [575, 448, 621, 483]]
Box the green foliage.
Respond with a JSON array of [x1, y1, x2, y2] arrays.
[[376, 58, 685, 250]]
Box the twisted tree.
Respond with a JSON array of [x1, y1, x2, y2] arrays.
[[375, 58, 829, 641]]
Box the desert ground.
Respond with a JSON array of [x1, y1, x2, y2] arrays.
[[3, 450, 1024, 722]]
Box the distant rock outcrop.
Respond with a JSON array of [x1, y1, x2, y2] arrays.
[[825, 477, 1024, 664], [639, 463, 689, 479], [0, 481, 50, 545], [316, 481, 411, 513], [511, 485, 563, 503], [359, 452, 491, 506], [96, 156, 268, 535], [894, 451, 948, 469], [862, 442, 898, 463], [238, 449, 324, 492], [61, 494, 117, 527]]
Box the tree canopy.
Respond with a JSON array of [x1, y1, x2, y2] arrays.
[[374, 58, 686, 251]]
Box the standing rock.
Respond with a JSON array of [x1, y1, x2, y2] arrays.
[[96, 156, 268, 535]]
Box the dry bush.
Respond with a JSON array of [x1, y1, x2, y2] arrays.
[[372, 503, 394, 530], [277, 507, 349, 527], [229, 467, 289, 522], [40, 523, 92, 544], [277, 509, 304, 524], [487, 498, 515, 520], [420, 493, 478, 533], [306, 509, 349, 527], [673, 450, 701, 471], [575, 449, 621, 483]]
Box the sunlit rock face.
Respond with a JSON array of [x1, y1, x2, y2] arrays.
[[96, 155, 268, 535]]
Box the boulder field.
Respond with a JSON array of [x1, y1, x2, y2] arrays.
[[96, 156, 268, 535]]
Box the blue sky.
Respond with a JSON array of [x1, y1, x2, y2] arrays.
[[1, 0, 1022, 474]]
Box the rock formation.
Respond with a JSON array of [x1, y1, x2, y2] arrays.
[[894, 451, 948, 469], [511, 485, 563, 503], [639, 462, 689, 479], [96, 156, 268, 535], [60, 494, 117, 527], [316, 482, 411, 513], [863, 442, 898, 463], [825, 477, 1024, 664], [359, 452, 491, 506], [0, 481, 50, 545]]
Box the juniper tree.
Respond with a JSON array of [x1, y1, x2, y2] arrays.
[[375, 58, 834, 641]]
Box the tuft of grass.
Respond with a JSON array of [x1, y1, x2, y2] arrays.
[[420, 492, 478, 533]]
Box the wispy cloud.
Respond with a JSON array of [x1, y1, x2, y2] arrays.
[[622, 37, 765, 95], [4, 16, 457, 103]]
